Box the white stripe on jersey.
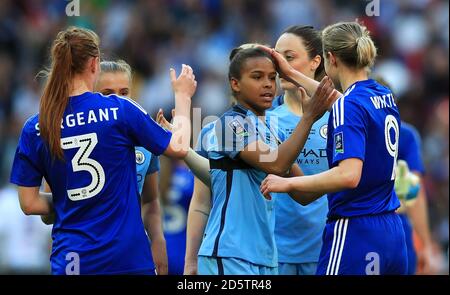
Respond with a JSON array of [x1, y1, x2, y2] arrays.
[[120, 96, 148, 115], [326, 218, 349, 275], [332, 102, 337, 129], [326, 218, 341, 275], [334, 218, 349, 275], [339, 96, 345, 126], [329, 218, 344, 275], [331, 84, 356, 129], [335, 98, 340, 128]]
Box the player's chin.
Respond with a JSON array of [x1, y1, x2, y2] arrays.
[[259, 98, 274, 110], [259, 100, 273, 111]]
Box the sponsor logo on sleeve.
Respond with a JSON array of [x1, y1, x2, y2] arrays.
[[334, 132, 344, 154]]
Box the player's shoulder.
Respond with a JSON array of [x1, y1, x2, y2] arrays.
[[221, 105, 247, 119], [267, 103, 287, 117], [400, 121, 421, 139], [217, 105, 248, 128], [22, 114, 39, 134], [97, 92, 147, 113], [200, 120, 217, 136]]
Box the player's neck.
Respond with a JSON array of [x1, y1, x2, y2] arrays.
[[284, 90, 303, 116], [70, 74, 95, 97], [339, 68, 368, 93], [238, 100, 265, 118]]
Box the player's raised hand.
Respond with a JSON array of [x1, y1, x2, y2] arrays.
[[170, 64, 197, 100], [156, 108, 174, 131], [258, 45, 302, 88], [301, 76, 337, 122]]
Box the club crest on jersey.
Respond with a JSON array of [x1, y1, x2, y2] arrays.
[[135, 150, 145, 165], [334, 132, 344, 154], [320, 124, 328, 139], [229, 119, 248, 137]]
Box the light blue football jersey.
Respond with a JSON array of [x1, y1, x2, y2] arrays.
[[135, 147, 159, 194], [269, 102, 329, 264], [197, 104, 281, 268]]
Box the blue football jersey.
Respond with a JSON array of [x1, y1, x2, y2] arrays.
[[398, 122, 425, 175], [397, 122, 425, 274], [135, 147, 160, 195], [198, 104, 280, 268], [326, 80, 401, 219], [195, 121, 216, 158], [268, 102, 329, 264], [269, 94, 284, 110], [163, 162, 194, 275], [10, 91, 172, 274]]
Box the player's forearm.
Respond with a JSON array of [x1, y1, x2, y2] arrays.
[[288, 164, 360, 200], [287, 68, 342, 99], [185, 209, 208, 263], [284, 166, 323, 204], [406, 183, 433, 247], [18, 186, 53, 215], [271, 116, 315, 174], [287, 68, 321, 97], [288, 190, 325, 206], [170, 96, 191, 157], [185, 182, 210, 263], [183, 148, 211, 187], [142, 201, 165, 242]]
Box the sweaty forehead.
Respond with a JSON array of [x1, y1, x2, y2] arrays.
[[241, 56, 276, 73]]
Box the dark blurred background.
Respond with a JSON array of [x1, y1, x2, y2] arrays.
[[0, 0, 448, 274]]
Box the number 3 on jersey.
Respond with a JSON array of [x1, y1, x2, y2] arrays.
[[385, 115, 399, 180], [61, 133, 105, 201]]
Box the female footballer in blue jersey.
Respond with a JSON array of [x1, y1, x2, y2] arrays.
[[41, 59, 169, 275], [9, 27, 196, 275], [269, 25, 329, 275], [261, 22, 408, 275], [174, 47, 336, 275]]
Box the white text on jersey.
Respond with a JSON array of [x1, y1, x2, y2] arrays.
[[370, 94, 397, 110]]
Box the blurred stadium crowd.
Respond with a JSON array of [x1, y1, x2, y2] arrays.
[[0, 0, 448, 274]]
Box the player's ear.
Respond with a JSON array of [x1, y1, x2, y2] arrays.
[[89, 56, 100, 74], [327, 52, 337, 67], [310, 54, 321, 72], [230, 77, 240, 93]]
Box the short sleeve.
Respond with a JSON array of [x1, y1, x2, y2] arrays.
[[330, 97, 367, 165], [217, 114, 258, 159], [122, 97, 172, 156], [10, 122, 43, 187], [146, 154, 160, 175]]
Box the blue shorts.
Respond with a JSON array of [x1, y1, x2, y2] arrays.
[[399, 213, 417, 275], [316, 212, 408, 275], [278, 262, 318, 275], [198, 256, 278, 275]]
